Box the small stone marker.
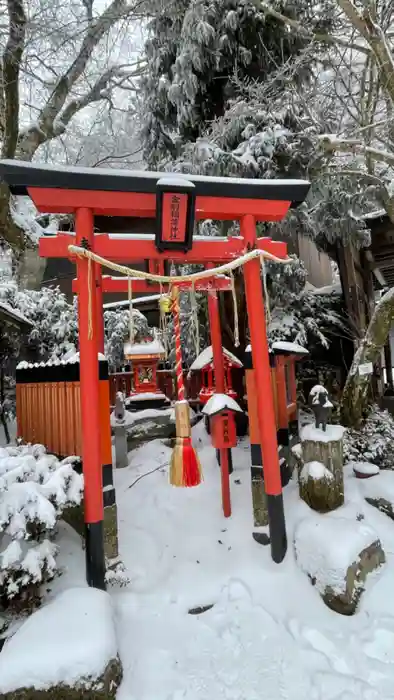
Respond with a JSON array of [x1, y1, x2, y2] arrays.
[[113, 392, 128, 469]]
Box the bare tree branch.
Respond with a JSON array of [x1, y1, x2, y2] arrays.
[[258, 0, 371, 54], [16, 0, 134, 159]]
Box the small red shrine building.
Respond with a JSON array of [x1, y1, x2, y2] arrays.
[[189, 345, 243, 405], [124, 337, 169, 410]]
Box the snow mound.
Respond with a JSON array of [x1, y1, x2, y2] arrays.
[[202, 393, 243, 416], [300, 423, 346, 443], [361, 470, 394, 504], [294, 515, 380, 596], [300, 461, 333, 483], [0, 588, 118, 694]]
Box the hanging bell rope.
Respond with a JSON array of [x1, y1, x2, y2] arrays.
[[87, 257, 94, 340], [260, 254, 271, 327], [169, 286, 202, 488], [190, 282, 200, 358], [229, 269, 240, 348]]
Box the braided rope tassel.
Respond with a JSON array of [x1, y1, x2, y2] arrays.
[[170, 286, 202, 488]]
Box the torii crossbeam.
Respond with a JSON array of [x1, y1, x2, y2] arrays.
[[0, 159, 310, 590]]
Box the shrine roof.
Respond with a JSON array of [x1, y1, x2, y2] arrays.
[[0, 160, 310, 207], [124, 339, 165, 357], [189, 345, 243, 371]]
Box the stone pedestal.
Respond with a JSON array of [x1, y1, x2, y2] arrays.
[[299, 423, 346, 512]]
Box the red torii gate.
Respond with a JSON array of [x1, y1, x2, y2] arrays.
[[0, 159, 310, 590]]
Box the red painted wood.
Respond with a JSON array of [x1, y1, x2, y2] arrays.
[[207, 283, 231, 518], [40, 233, 287, 264], [211, 413, 237, 449], [72, 275, 233, 294], [29, 187, 291, 221], [95, 264, 104, 353], [75, 208, 104, 524], [242, 214, 282, 497]]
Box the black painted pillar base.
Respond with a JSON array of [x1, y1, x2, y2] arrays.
[[216, 448, 233, 475], [85, 521, 106, 590], [267, 493, 287, 563]]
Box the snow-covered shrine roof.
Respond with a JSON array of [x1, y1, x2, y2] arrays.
[[0, 300, 34, 328], [202, 393, 243, 417], [245, 341, 308, 356], [124, 339, 165, 357], [189, 345, 243, 371], [0, 160, 310, 208], [271, 341, 309, 355]]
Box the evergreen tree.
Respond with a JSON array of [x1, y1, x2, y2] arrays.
[[142, 0, 335, 166]]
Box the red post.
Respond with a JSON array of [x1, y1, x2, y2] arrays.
[[75, 207, 106, 589], [207, 286, 231, 517], [242, 214, 287, 563], [95, 263, 105, 354]]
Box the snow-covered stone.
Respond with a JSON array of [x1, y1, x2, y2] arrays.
[[294, 514, 385, 615], [350, 461, 380, 479], [0, 588, 122, 697], [118, 407, 198, 450]]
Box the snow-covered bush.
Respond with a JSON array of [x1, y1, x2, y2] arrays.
[[0, 444, 83, 611], [0, 279, 152, 369], [343, 406, 394, 470], [104, 308, 151, 370]]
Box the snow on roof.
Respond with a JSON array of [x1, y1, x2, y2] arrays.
[[124, 339, 165, 356], [305, 281, 342, 296], [0, 588, 117, 694], [202, 393, 243, 416], [0, 300, 34, 327], [272, 341, 309, 355], [157, 176, 195, 189], [189, 345, 243, 371], [16, 352, 107, 370]]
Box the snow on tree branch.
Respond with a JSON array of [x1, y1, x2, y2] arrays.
[[0, 443, 83, 608]]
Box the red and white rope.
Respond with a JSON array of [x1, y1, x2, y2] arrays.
[[172, 291, 185, 401]]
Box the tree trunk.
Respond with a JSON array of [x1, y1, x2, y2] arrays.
[[341, 287, 394, 428], [0, 183, 24, 251], [0, 367, 10, 444]]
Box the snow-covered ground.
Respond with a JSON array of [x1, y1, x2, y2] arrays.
[[48, 421, 394, 700]]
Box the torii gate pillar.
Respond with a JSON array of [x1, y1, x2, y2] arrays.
[[75, 208, 106, 589]]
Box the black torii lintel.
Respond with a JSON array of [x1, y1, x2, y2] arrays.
[[0, 159, 310, 208]]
